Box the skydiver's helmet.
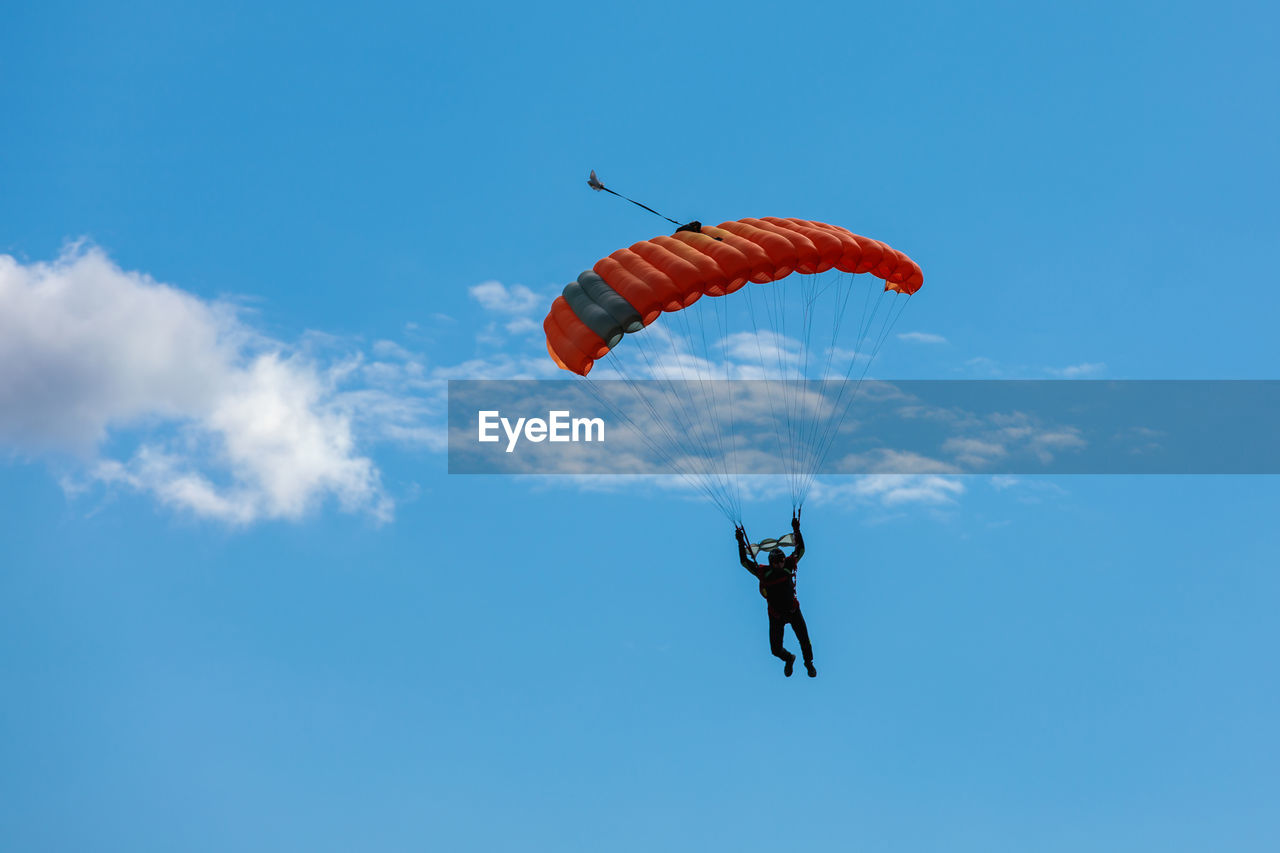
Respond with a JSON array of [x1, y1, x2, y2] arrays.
[[768, 548, 786, 565]]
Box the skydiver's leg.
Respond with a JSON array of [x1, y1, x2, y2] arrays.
[[769, 614, 792, 661], [790, 609, 814, 664], [770, 614, 796, 676]]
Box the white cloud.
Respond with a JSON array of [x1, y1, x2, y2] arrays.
[[820, 346, 873, 377], [962, 356, 1004, 377], [985, 475, 1067, 504], [942, 437, 1007, 457], [719, 329, 800, 369], [504, 317, 539, 335], [960, 356, 1108, 379], [830, 449, 959, 475], [942, 436, 1008, 468], [468, 280, 540, 315], [0, 245, 390, 524], [1029, 428, 1087, 463], [811, 474, 965, 507], [0, 247, 237, 452], [1046, 362, 1106, 378], [517, 471, 967, 514], [429, 353, 558, 380], [370, 339, 418, 362], [897, 331, 948, 345]]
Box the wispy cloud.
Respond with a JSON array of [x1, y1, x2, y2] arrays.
[[986, 475, 1067, 504], [897, 331, 948, 345], [811, 474, 965, 507], [959, 357, 1108, 380], [963, 356, 1005, 377], [504, 317, 539, 335], [520, 472, 968, 513], [831, 449, 959, 475], [942, 436, 1008, 468], [720, 329, 800, 369], [1046, 362, 1107, 378], [468, 280, 541, 315]]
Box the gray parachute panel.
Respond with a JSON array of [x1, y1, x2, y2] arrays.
[[562, 280, 625, 348], [577, 271, 643, 333], [561, 271, 645, 350]]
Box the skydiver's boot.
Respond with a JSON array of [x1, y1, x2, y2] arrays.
[[805, 660, 817, 678], [783, 652, 796, 677]]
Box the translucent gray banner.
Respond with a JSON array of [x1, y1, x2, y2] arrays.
[[447, 380, 1280, 475]]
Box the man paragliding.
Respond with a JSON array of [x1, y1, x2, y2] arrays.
[[736, 514, 816, 678], [541, 173, 926, 677]]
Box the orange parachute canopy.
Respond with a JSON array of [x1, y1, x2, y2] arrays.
[[543, 217, 923, 375]]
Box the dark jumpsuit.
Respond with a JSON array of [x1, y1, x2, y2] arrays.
[[738, 531, 813, 664]]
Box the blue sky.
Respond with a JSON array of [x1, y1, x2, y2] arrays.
[[2, 1, 1278, 850]]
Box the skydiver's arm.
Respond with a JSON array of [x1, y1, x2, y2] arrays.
[[736, 528, 758, 572], [791, 516, 805, 562]]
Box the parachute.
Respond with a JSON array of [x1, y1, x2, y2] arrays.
[[543, 216, 924, 522], [545, 218, 921, 375]]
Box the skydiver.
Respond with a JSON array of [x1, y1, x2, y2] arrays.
[[735, 514, 816, 678]]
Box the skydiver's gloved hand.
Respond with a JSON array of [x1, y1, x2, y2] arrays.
[[791, 514, 801, 533], [735, 527, 746, 543]]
